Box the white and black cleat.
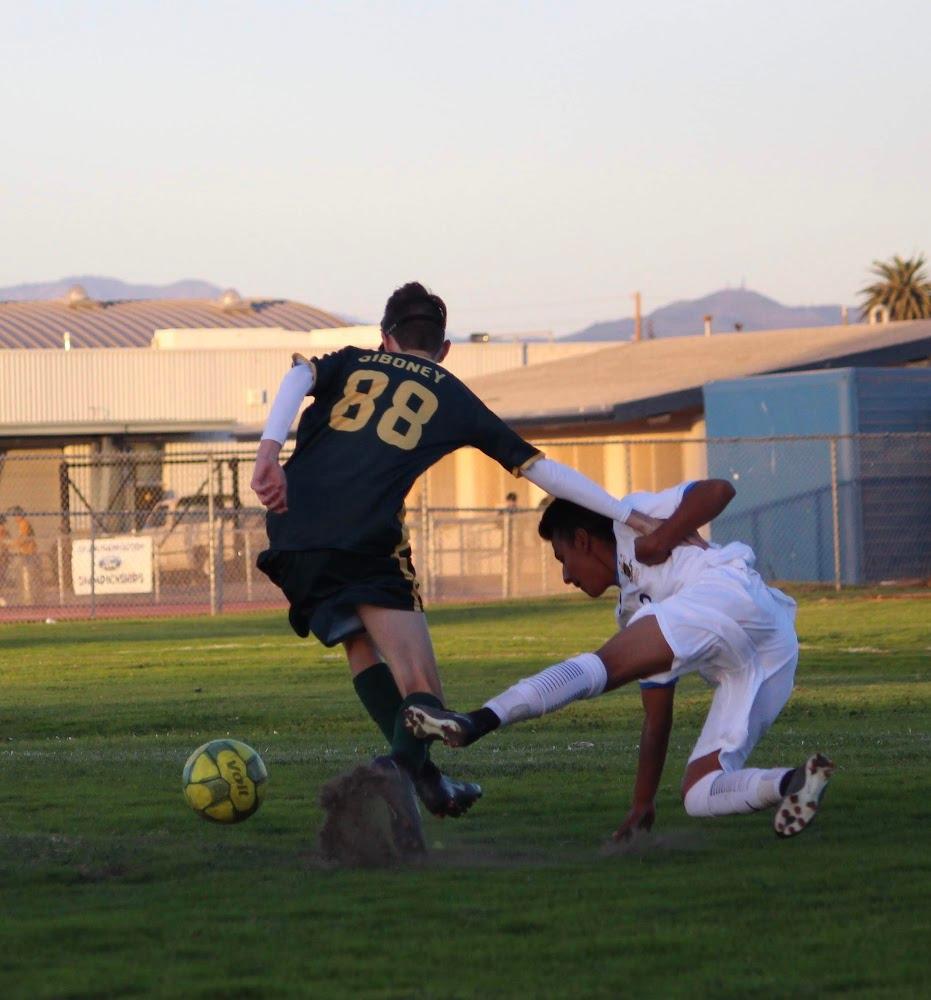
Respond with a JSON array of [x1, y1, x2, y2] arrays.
[[774, 753, 835, 839], [404, 705, 479, 748]]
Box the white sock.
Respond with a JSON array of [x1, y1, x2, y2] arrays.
[[484, 653, 608, 728], [683, 767, 791, 817]]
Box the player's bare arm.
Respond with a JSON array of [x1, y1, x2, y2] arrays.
[[634, 479, 735, 565], [626, 510, 708, 552], [613, 682, 675, 841], [251, 438, 288, 512], [251, 360, 316, 513]]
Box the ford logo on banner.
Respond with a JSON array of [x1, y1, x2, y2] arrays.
[[71, 537, 153, 596]]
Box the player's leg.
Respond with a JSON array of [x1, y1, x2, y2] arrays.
[[748, 646, 835, 837], [682, 747, 833, 830], [344, 629, 481, 817], [262, 549, 441, 770], [405, 614, 676, 747], [353, 604, 480, 793], [681, 642, 795, 816], [681, 653, 834, 835], [682, 752, 794, 817], [354, 606, 444, 776], [344, 632, 399, 741], [355, 604, 444, 699]]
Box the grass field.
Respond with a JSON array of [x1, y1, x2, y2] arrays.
[[1, 590, 929, 999]]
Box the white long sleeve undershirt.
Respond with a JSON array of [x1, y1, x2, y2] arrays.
[[261, 363, 314, 444], [524, 458, 632, 523]]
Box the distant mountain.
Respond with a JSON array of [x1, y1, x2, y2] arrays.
[[564, 288, 858, 341], [0, 276, 224, 302]]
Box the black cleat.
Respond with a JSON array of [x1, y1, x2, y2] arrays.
[[414, 760, 483, 818], [369, 755, 427, 857], [404, 705, 481, 747]]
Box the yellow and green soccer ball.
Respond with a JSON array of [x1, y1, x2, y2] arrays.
[[182, 739, 268, 823]]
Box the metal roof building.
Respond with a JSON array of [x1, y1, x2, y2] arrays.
[[468, 320, 931, 433], [0, 341, 609, 441], [0, 314, 927, 582], [0, 286, 346, 349]]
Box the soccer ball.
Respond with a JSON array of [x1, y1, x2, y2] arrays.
[[182, 739, 268, 824]]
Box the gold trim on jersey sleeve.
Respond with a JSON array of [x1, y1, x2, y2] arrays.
[[291, 353, 317, 384], [514, 450, 545, 478]]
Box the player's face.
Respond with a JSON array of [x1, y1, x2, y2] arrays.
[[551, 531, 615, 598]]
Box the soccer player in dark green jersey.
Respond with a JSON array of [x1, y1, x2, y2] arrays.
[[251, 282, 650, 822]]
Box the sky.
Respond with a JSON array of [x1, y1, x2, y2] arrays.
[[2, 1, 929, 335]]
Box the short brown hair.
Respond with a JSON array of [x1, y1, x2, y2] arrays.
[[381, 282, 447, 354]]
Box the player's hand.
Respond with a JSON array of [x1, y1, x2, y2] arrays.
[[684, 529, 709, 549], [634, 519, 709, 565], [625, 510, 664, 536], [612, 801, 656, 841], [251, 441, 288, 513], [634, 531, 673, 566]]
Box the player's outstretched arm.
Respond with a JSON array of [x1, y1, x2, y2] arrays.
[[524, 459, 705, 554], [523, 458, 638, 524], [613, 683, 675, 841], [250, 363, 315, 513], [635, 479, 735, 566]]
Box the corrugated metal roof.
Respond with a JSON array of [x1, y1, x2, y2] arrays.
[[0, 296, 346, 349], [468, 320, 931, 428]]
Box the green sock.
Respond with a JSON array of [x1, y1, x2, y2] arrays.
[[392, 692, 444, 775], [352, 662, 402, 743]]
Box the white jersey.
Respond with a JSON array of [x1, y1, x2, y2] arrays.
[[615, 482, 798, 713], [612, 482, 757, 630], [607, 481, 800, 768]]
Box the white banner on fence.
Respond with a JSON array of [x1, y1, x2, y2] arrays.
[[71, 536, 154, 595]]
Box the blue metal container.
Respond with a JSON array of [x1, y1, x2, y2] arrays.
[[703, 369, 931, 583]]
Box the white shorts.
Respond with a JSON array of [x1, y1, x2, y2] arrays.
[[630, 565, 799, 771]]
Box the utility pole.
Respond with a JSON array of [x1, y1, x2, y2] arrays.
[[633, 291, 642, 342]]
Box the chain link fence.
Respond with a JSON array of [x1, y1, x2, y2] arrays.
[[0, 433, 927, 621]]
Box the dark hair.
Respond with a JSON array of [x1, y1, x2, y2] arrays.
[[381, 282, 447, 354], [538, 498, 615, 544]]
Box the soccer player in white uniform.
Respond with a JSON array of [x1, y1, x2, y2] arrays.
[[406, 480, 834, 839]]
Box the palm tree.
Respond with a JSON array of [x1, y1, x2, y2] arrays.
[[859, 254, 931, 321]]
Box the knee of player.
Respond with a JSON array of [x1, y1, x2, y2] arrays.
[[680, 776, 696, 809], [682, 787, 702, 817], [682, 775, 711, 817]]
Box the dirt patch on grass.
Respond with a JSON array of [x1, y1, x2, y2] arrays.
[[318, 763, 426, 869], [599, 827, 709, 858]]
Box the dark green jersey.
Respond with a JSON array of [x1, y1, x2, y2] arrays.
[[266, 346, 541, 554]]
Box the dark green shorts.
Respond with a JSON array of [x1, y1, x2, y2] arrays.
[[256, 547, 423, 647]]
